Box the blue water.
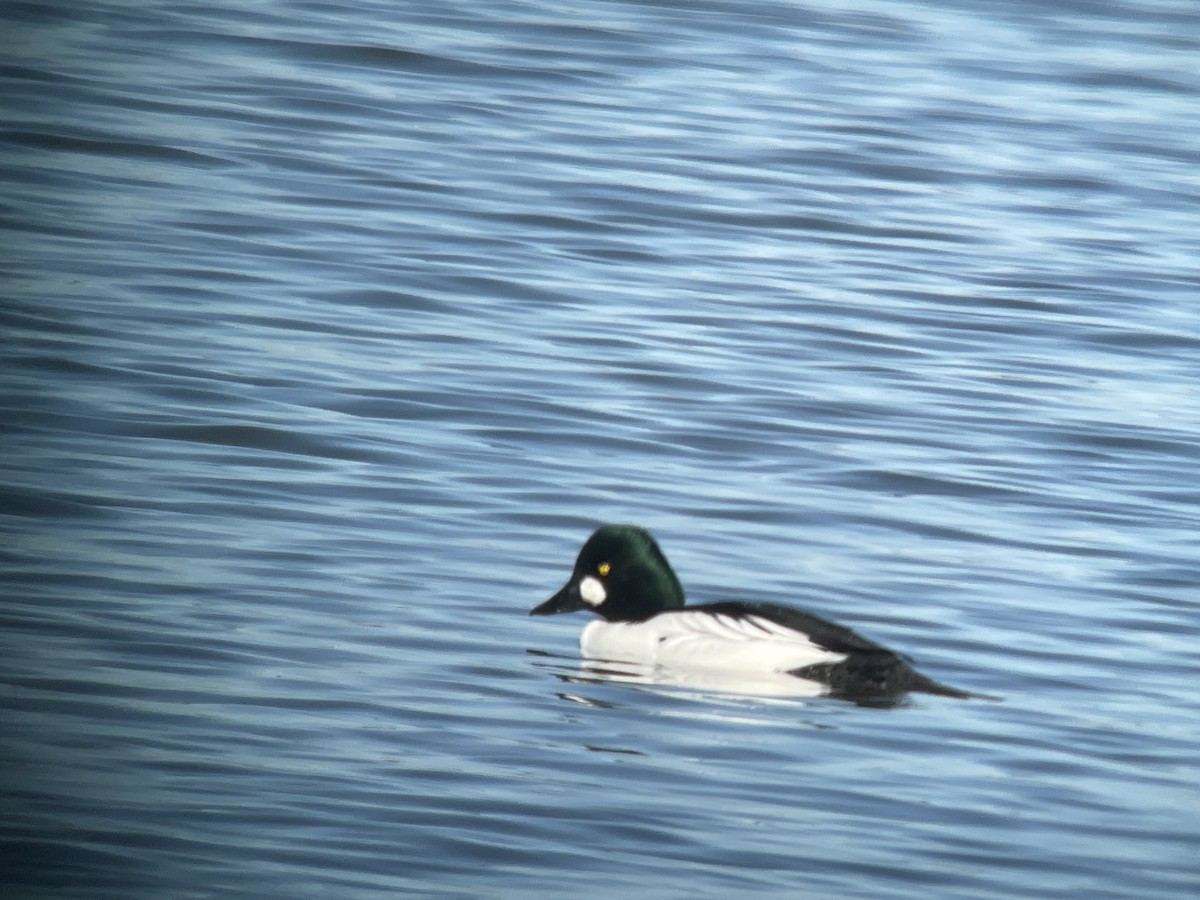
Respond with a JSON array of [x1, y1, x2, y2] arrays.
[[2, 0, 1198, 896]]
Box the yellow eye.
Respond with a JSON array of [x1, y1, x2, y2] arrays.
[[597, 562, 611, 577]]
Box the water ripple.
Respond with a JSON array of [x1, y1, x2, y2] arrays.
[[2, 0, 1199, 897]]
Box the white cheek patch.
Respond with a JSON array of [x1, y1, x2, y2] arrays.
[[579, 575, 606, 607]]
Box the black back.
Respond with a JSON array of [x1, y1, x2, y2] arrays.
[[684, 600, 974, 705]]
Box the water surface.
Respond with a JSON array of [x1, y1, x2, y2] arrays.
[[2, 0, 1198, 896]]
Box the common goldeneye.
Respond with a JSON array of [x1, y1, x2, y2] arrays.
[[530, 524, 976, 703]]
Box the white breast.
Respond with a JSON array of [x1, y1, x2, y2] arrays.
[[580, 611, 847, 677]]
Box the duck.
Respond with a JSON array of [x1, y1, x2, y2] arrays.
[[530, 524, 977, 704]]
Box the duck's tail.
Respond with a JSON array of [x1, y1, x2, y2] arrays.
[[909, 671, 998, 701]]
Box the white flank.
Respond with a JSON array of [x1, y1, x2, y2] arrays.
[[579, 658, 830, 698], [578, 575, 606, 607], [580, 611, 847, 679]]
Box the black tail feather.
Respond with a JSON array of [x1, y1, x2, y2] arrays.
[[793, 654, 995, 705]]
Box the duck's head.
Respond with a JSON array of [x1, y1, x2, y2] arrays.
[[530, 524, 686, 622]]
